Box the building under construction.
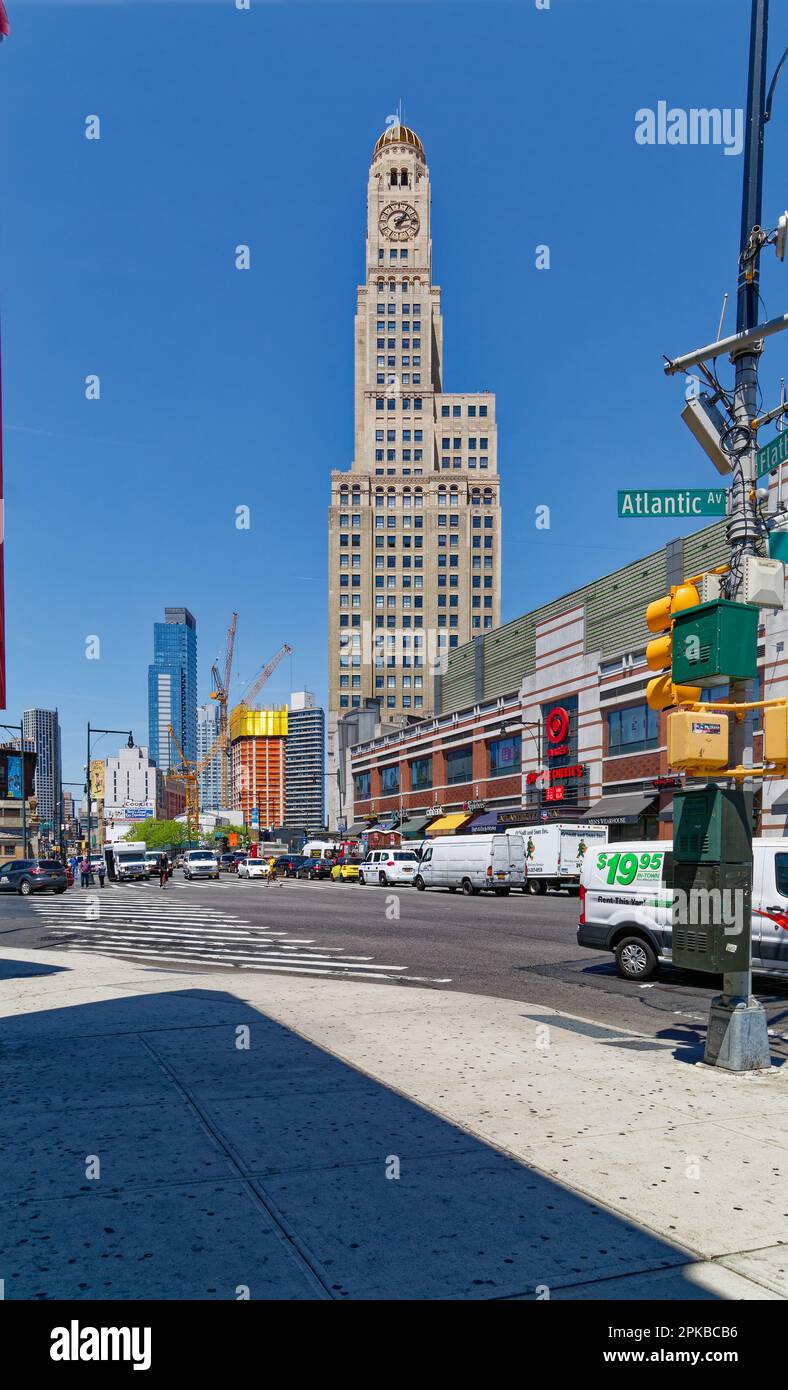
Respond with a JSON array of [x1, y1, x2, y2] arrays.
[[230, 706, 288, 829]]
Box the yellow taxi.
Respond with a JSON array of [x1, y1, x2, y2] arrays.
[[330, 858, 361, 882]]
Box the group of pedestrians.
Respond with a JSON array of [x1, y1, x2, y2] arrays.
[[66, 851, 172, 889], [69, 854, 105, 888]]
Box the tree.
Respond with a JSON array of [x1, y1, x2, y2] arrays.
[[123, 820, 188, 850]]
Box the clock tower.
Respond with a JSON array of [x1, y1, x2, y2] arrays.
[[327, 122, 502, 829]]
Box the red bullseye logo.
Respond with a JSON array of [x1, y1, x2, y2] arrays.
[[546, 707, 570, 744]]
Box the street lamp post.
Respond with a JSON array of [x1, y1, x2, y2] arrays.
[[60, 780, 83, 860], [86, 724, 134, 854]]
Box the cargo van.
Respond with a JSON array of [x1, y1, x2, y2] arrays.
[[508, 823, 608, 895], [578, 837, 788, 981], [414, 833, 525, 895]]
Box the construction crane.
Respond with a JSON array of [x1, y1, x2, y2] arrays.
[[209, 611, 237, 808], [166, 724, 226, 843], [237, 643, 292, 711]]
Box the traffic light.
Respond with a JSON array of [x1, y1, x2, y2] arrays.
[[645, 580, 702, 710]]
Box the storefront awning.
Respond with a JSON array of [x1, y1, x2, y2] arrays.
[[399, 814, 434, 839], [345, 821, 370, 837], [465, 812, 502, 834], [426, 812, 472, 836], [585, 792, 657, 825]]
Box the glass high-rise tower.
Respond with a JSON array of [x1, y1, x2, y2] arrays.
[[148, 608, 197, 772]]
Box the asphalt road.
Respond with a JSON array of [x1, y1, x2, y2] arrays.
[[3, 874, 788, 1055]]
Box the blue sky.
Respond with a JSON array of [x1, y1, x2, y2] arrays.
[[2, 0, 787, 783]]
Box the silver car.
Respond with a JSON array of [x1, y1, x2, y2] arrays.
[[182, 850, 220, 881]]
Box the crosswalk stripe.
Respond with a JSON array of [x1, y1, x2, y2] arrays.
[[30, 894, 414, 981]]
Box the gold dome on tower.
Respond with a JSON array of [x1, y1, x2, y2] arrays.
[[373, 122, 425, 159]]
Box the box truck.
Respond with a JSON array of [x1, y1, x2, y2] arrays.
[[108, 841, 148, 882], [508, 823, 608, 895]]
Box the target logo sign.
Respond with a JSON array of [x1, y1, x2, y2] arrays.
[[545, 706, 570, 747]]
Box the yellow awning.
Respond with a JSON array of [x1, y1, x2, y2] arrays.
[[426, 812, 472, 836]]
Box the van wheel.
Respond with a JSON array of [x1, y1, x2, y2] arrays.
[[615, 936, 658, 982], [414, 876, 425, 891], [526, 879, 542, 895], [461, 879, 474, 896], [379, 872, 388, 887]]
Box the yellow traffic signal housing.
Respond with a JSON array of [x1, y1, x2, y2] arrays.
[[667, 710, 730, 771], [764, 703, 788, 763], [645, 580, 702, 710]]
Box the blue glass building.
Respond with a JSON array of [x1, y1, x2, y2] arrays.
[[148, 608, 198, 772]]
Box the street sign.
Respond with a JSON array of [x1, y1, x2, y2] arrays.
[[618, 489, 727, 518], [756, 431, 788, 478]]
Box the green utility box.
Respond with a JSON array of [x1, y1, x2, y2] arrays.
[[671, 598, 759, 687], [672, 786, 752, 864], [671, 786, 753, 974], [672, 860, 752, 974]]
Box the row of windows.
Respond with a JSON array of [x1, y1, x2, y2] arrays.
[[442, 437, 489, 450], [375, 279, 423, 291], [440, 403, 489, 418], [341, 694, 424, 711], [376, 319, 421, 331], [375, 397, 423, 411], [357, 735, 521, 799], [376, 302, 422, 315], [441, 458, 490, 470], [374, 430, 424, 443], [378, 248, 411, 260]]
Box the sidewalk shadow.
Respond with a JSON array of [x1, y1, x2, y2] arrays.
[[0, 959, 68, 982], [0, 975, 730, 1302]]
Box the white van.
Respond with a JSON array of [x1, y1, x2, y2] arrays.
[[414, 833, 525, 896], [578, 837, 788, 981], [182, 849, 220, 881], [509, 823, 609, 895]]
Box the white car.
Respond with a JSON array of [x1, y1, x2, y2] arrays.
[[236, 857, 270, 880], [359, 849, 420, 886], [182, 850, 220, 880]]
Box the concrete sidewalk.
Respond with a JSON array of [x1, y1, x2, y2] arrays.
[[1, 943, 786, 1301]]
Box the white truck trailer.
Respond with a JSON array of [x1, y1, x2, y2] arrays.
[[508, 823, 608, 895], [108, 841, 148, 882]]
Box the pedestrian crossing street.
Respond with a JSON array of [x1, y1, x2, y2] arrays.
[[30, 886, 416, 982]]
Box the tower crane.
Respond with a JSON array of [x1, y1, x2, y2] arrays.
[[237, 643, 292, 710], [166, 724, 226, 843], [209, 611, 237, 808]]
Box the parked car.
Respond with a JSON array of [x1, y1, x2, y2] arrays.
[[296, 858, 333, 881], [0, 858, 68, 896], [414, 834, 526, 895], [330, 857, 361, 882], [578, 836, 788, 982], [219, 852, 243, 873], [359, 849, 420, 886], [237, 857, 270, 880], [182, 849, 220, 881], [275, 854, 307, 878]]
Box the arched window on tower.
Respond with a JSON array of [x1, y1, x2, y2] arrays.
[[390, 169, 398, 187], [400, 169, 409, 187]]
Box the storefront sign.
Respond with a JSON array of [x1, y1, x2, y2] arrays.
[[463, 799, 486, 812]]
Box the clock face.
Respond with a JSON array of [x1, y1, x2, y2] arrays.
[[379, 202, 420, 242]]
